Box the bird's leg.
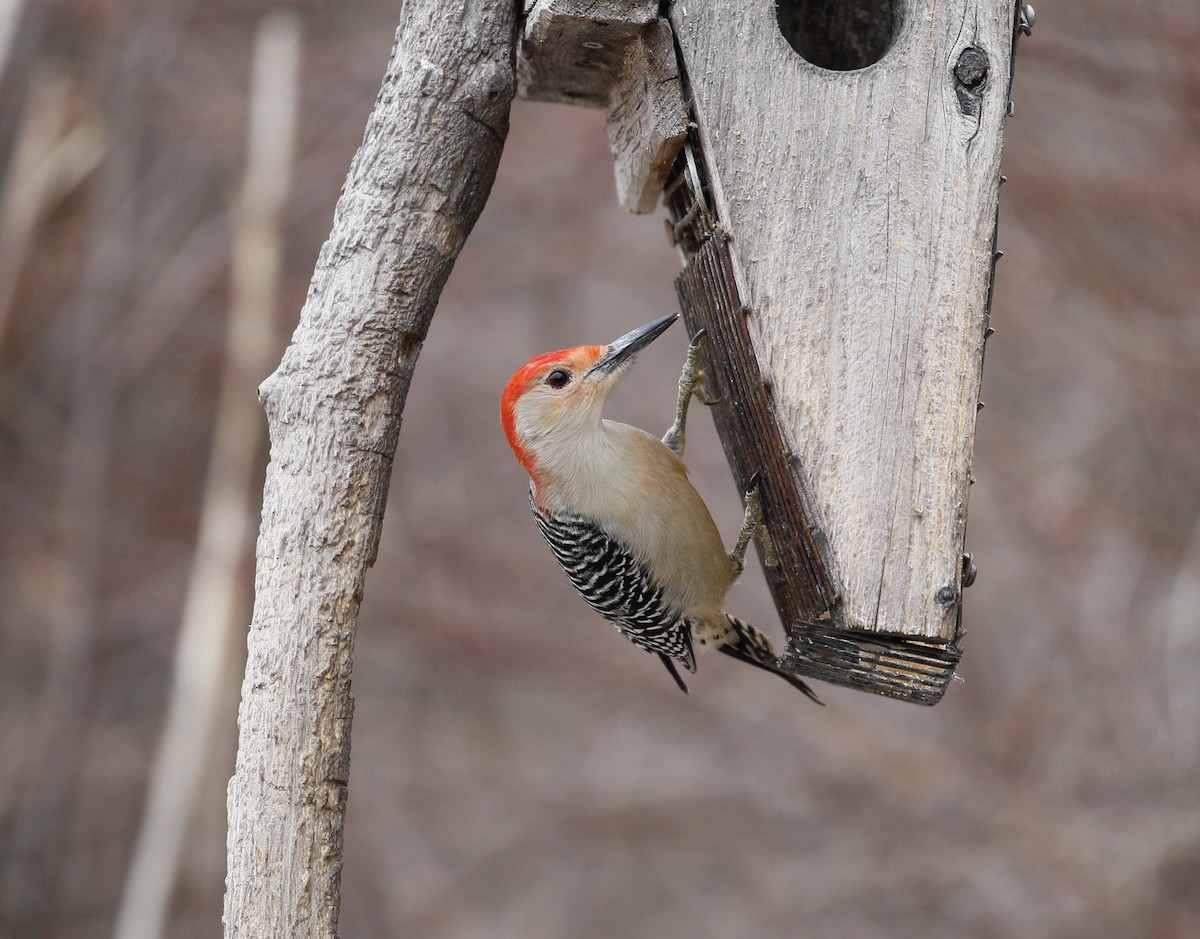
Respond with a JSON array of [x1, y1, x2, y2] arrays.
[[729, 475, 780, 578], [662, 328, 719, 457]]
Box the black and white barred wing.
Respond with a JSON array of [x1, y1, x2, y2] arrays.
[[532, 500, 695, 670]]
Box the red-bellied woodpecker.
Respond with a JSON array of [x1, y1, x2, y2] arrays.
[[501, 313, 820, 702]]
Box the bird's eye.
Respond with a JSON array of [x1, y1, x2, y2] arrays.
[[545, 369, 571, 389]]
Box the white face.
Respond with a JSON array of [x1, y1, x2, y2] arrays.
[[502, 315, 678, 473], [513, 353, 611, 448]]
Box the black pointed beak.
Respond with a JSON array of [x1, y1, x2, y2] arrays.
[[587, 313, 678, 378]]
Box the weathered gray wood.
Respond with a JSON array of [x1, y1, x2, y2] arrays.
[[674, 229, 837, 617], [223, 3, 515, 936], [667, 189, 960, 704], [518, 4, 686, 214], [670, 0, 1013, 644], [606, 18, 688, 213], [519, 0, 657, 107]]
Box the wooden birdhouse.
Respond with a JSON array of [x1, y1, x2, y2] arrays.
[[519, 0, 1032, 703]]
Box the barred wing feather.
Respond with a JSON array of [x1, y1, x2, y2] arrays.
[[532, 498, 696, 672]]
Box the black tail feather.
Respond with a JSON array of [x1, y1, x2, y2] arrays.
[[658, 654, 689, 694], [717, 643, 823, 704], [719, 614, 823, 704]]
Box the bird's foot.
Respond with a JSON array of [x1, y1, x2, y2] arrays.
[[729, 472, 779, 577], [663, 329, 719, 457]]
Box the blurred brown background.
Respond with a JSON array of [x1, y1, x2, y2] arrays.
[[2, 1, 1199, 937]]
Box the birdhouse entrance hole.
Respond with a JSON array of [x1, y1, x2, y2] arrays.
[[776, 0, 898, 70]]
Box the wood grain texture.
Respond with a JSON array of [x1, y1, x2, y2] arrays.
[[223, 3, 514, 936], [519, 0, 658, 106], [671, 0, 1014, 641], [606, 18, 688, 213], [675, 230, 837, 617], [668, 183, 961, 703]]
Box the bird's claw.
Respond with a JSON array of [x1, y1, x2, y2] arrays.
[[693, 376, 721, 407], [686, 329, 719, 406], [729, 472, 780, 575], [747, 474, 781, 568], [663, 325, 718, 455]]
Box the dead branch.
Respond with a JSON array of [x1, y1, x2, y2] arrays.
[[222, 2, 516, 936]]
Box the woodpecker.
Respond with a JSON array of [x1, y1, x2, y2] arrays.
[[501, 313, 820, 702]]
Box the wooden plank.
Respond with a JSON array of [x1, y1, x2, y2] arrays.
[[675, 229, 837, 618], [784, 627, 962, 705], [670, 0, 1014, 643], [518, 0, 658, 107], [668, 172, 961, 703], [606, 18, 688, 213]]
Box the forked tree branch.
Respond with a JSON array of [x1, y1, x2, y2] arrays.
[[223, 3, 516, 936]]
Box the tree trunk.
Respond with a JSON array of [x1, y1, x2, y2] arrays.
[[223, 3, 515, 937]]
